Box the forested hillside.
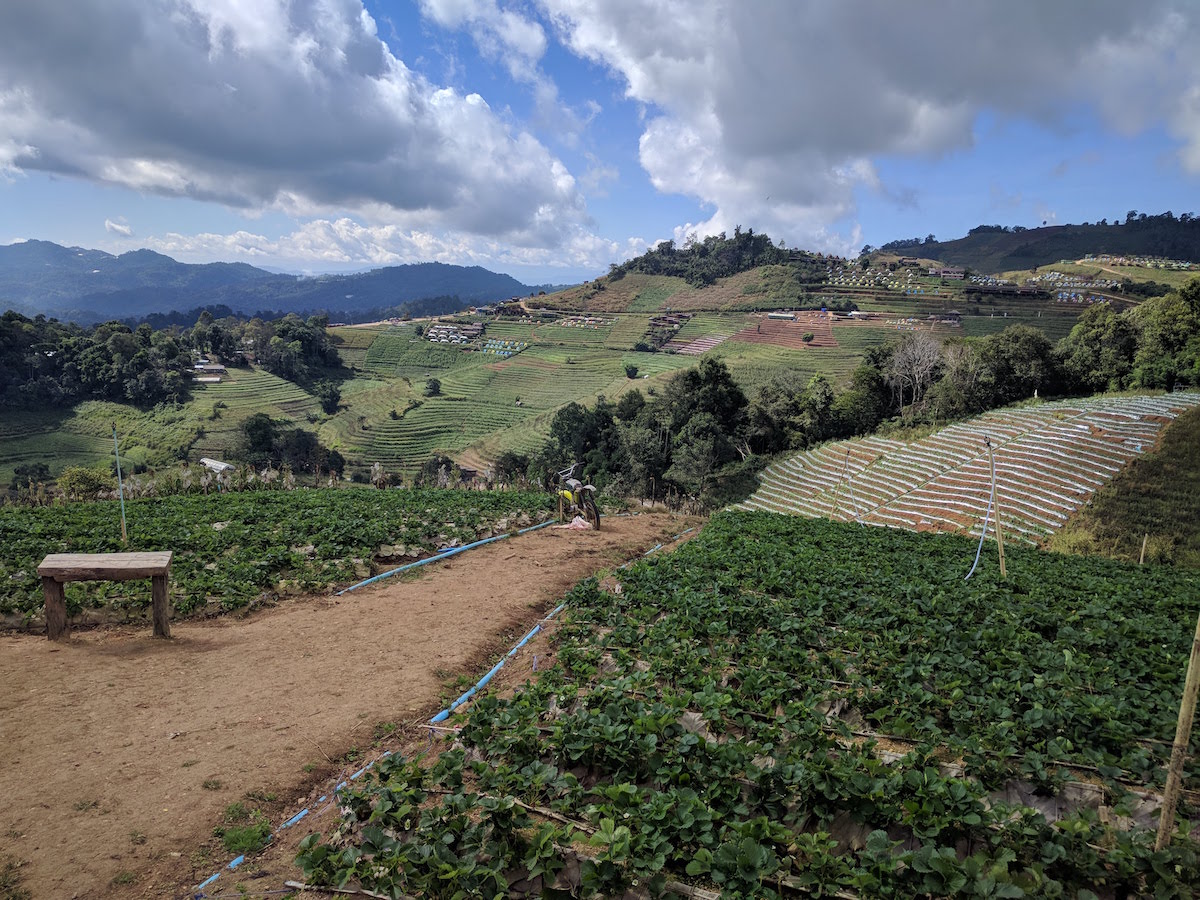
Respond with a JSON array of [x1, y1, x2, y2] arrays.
[[880, 212, 1200, 272], [0, 241, 540, 323]]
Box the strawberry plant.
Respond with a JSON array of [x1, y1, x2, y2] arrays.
[[0, 487, 552, 618], [296, 512, 1200, 897]]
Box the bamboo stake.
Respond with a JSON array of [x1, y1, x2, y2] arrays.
[[1140, 533, 1149, 565], [986, 438, 1006, 579], [1156, 606, 1200, 849], [111, 423, 128, 544]]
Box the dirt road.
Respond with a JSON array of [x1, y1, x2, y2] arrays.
[[0, 512, 698, 898]]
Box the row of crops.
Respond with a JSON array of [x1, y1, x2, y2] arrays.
[[297, 512, 1200, 898], [0, 488, 554, 619], [743, 393, 1200, 541]]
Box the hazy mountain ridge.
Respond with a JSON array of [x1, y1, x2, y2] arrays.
[[0, 240, 542, 323]]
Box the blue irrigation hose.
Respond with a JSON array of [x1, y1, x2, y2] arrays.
[[196, 520, 683, 894], [336, 519, 555, 595], [965, 471, 996, 581]]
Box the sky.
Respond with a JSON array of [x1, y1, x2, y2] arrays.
[[1, 1, 1199, 286]]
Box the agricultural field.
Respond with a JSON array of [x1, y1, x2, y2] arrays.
[[0, 259, 1166, 487], [327, 324, 390, 369], [0, 366, 327, 486], [742, 392, 1200, 543], [1049, 403, 1200, 566], [296, 511, 1200, 897], [0, 487, 553, 624], [544, 274, 690, 314]]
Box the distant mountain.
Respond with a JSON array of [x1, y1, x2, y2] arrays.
[[879, 213, 1200, 273], [0, 240, 541, 323]]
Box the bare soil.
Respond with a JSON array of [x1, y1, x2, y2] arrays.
[[0, 512, 699, 898]]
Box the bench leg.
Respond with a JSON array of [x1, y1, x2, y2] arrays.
[[43, 577, 69, 641], [151, 575, 171, 638]]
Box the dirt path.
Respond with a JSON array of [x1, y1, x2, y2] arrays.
[[0, 512, 699, 898]]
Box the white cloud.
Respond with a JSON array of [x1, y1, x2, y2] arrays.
[[417, 0, 547, 81], [540, 0, 1200, 249], [0, 0, 589, 246], [141, 217, 623, 276], [104, 217, 134, 237]]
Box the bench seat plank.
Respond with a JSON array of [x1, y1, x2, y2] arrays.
[[38, 552, 174, 640], [37, 552, 172, 582]]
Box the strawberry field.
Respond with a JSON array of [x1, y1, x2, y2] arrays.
[[297, 512, 1200, 898], [0, 488, 553, 620]]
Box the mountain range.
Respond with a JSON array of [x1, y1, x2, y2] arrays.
[[0, 240, 550, 324]]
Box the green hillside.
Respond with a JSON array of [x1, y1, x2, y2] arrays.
[[893, 214, 1200, 273]]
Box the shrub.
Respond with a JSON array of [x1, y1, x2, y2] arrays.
[[57, 466, 114, 501]]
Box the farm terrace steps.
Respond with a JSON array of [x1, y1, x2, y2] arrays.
[[739, 392, 1200, 542]]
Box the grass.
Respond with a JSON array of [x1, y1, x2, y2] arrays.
[[0, 855, 31, 900], [1047, 402, 1200, 566], [213, 802, 271, 856]]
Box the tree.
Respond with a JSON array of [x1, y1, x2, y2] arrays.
[[977, 325, 1058, 406], [241, 413, 277, 466], [9, 462, 50, 491], [424, 377, 441, 397], [887, 332, 943, 415], [614, 390, 646, 421], [315, 380, 341, 414], [624, 364, 639, 379], [492, 451, 531, 485], [746, 371, 807, 454], [664, 413, 726, 497], [1057, 303, 1138, 393], [1129, 288, 1200, 389], [662, 357, 747, 437], [58, 466, 113, 501]]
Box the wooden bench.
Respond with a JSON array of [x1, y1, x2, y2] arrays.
[[37, 552, 173, 641]]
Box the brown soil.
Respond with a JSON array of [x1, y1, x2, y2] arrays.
[[729, 312, 838, 349], [0, 512, 700, 898]]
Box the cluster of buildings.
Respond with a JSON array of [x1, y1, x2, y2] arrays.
[[1083, 254, 1196, 270], [425, 322, 484, 345]]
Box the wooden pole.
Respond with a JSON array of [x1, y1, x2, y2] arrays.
[[1140, 534, 1149, 565], [987, 438, 1007, 579], [42, 577, 69, 641], [1156, 606, 1200, 849], [151, 574, 171, 638]]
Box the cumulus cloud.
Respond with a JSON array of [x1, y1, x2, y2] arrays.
[[142, 217, 622, 275], [0, 0, 588, 245], [104, 217, 134, 237], [540, 0, 1200, 249], [418, 0, 548, 81]]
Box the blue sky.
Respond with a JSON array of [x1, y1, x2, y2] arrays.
[[1, 1, 1198, 285]]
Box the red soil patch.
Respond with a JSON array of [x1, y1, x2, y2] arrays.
[[729, 312, 838, 349]]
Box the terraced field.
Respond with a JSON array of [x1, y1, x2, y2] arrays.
[[362, 327, 474, 376], [536, 273, 688, 313], [713, 340, 864, 393], [729, 312, 837, 348], [605, 313, 653, 348], [328, 325, 388, 369], [741, 392, 1200, 542]]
